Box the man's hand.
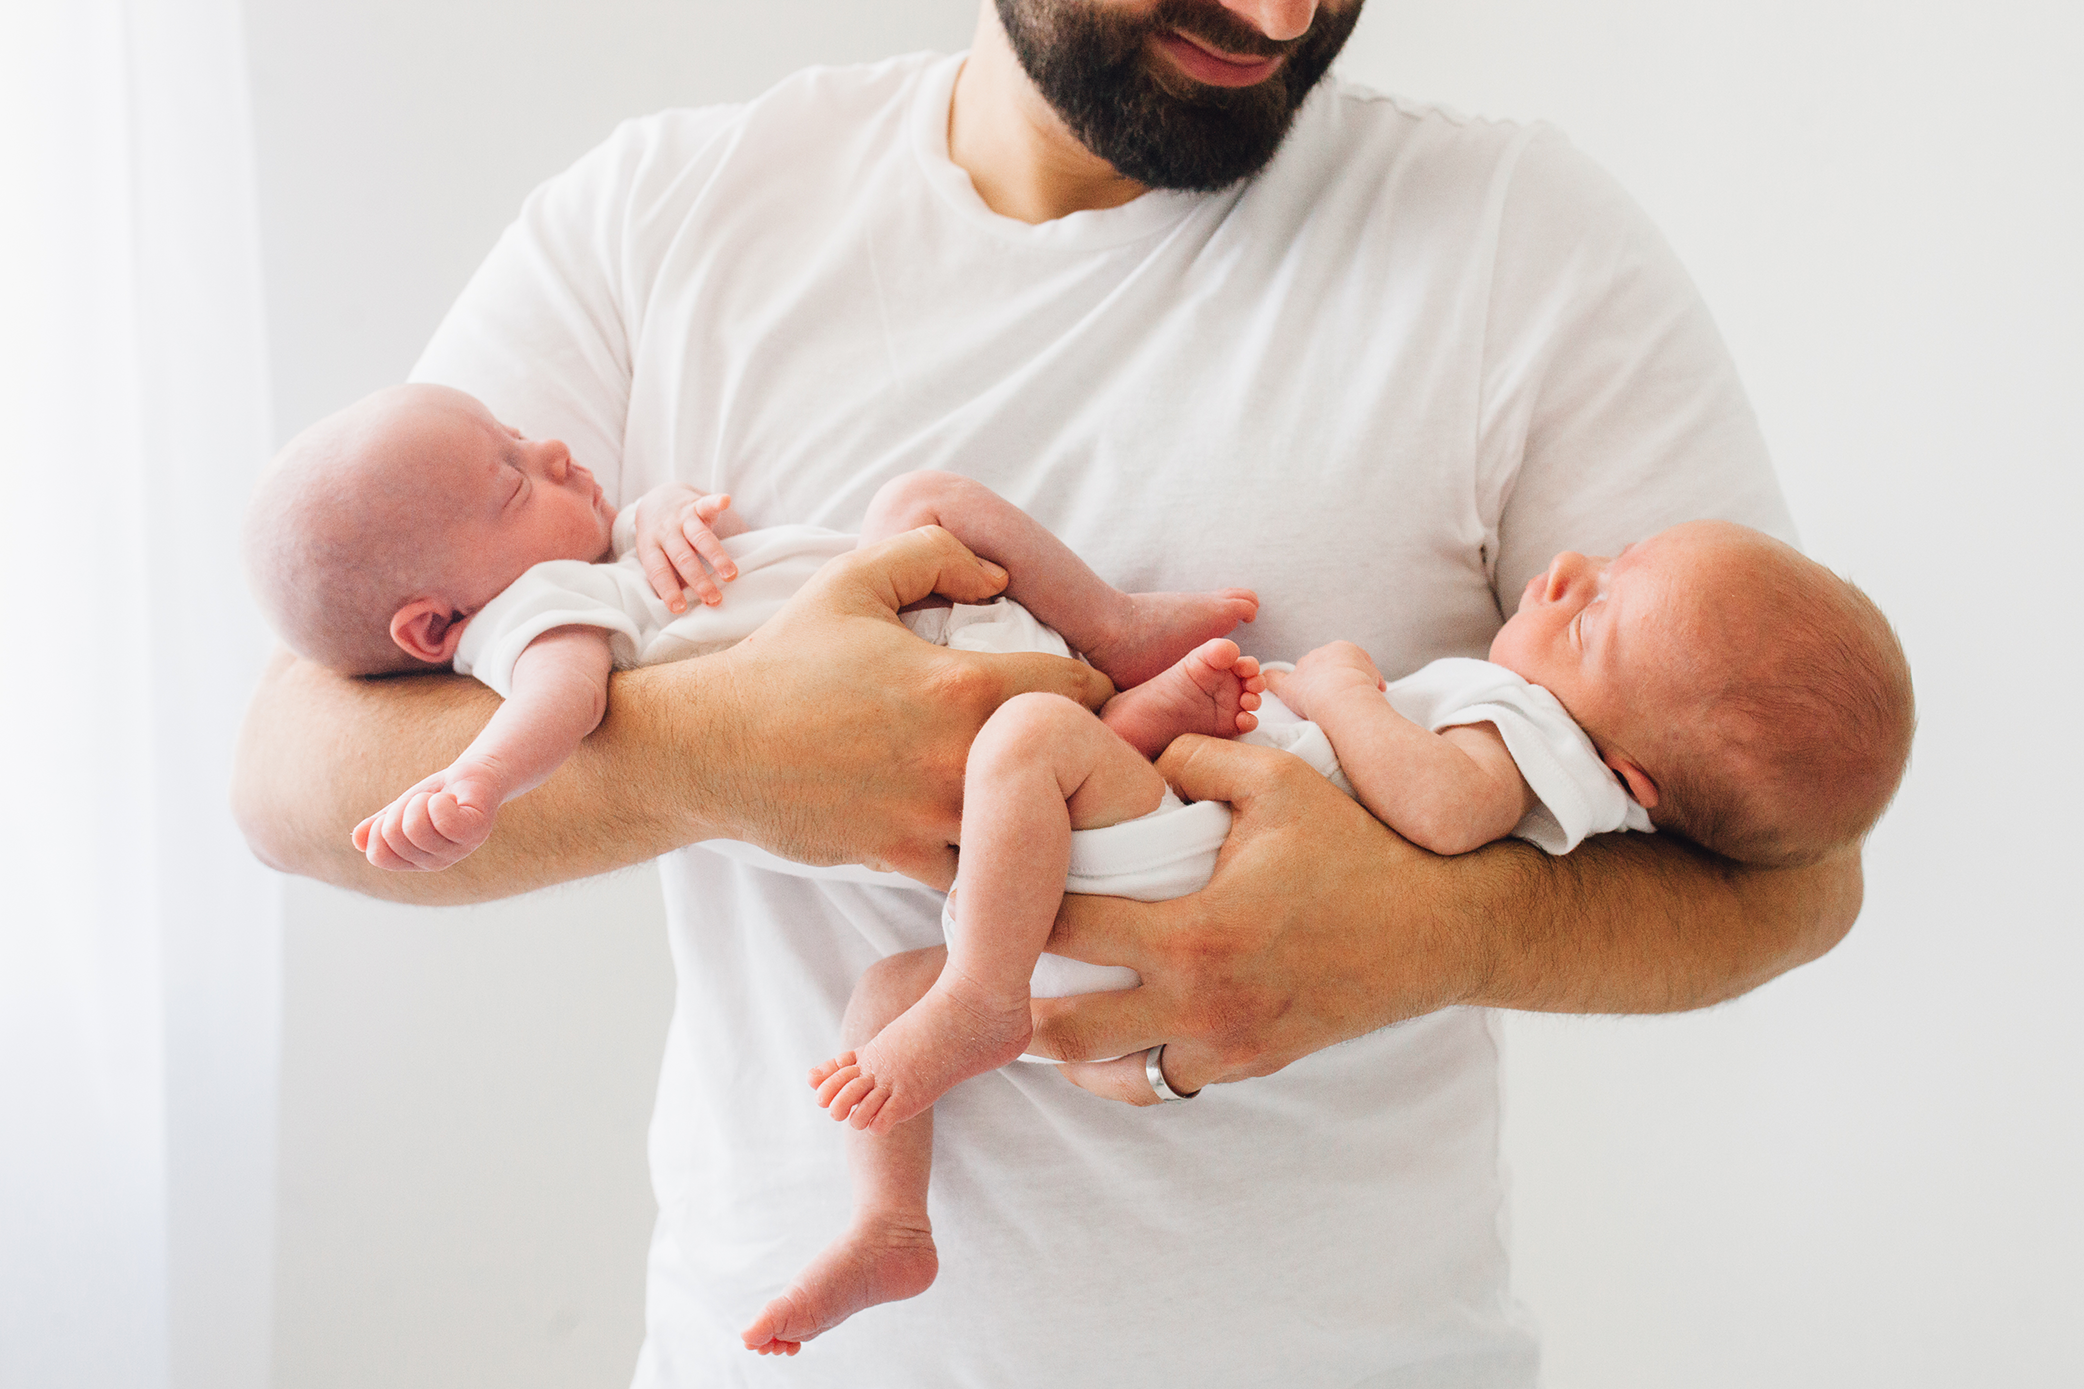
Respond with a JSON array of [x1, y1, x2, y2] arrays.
[[1028, 737, 1451, 1090], [1028, 733, 1864, 1096], [701, 525, 1115, 888], [233, 524, 1112, 902]]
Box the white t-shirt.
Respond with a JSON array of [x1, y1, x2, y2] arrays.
[[414, 52, 1792, 1389]]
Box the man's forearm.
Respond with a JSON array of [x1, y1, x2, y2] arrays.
[[233, 648, 724, 904], [232, 528, 1120, 906], [1443, 830, 1863, 1016]]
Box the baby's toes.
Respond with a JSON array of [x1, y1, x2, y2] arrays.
[[826, 1071, 878, 1120], [853, 1083, 897, 1133], [815, 1062, 864, 1109], [808, 1052, 854, 1088]]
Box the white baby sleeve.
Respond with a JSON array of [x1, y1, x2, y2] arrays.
[[452, 560, 654, 698], [1384, 658, 1652, 855]]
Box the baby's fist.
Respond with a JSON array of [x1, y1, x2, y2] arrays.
[[1265, 641, 1386, 719], [352, 770, 500, 871]]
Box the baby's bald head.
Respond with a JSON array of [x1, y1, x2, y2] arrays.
[[243, 385, 485, 674], [1648, 526, 1915, 865]]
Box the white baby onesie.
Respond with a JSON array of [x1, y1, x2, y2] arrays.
[[453, 513, 856, 697]]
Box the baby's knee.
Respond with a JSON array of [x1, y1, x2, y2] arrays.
[[970, 691, 1093, 769], [863, 469, 971, 534], [846, 948, 945, 1040]]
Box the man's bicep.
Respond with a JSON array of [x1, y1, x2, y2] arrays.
[[1480, 828, 1863, 1015]]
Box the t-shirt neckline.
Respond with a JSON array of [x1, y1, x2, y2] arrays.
[[908, 51, 1212, 250]]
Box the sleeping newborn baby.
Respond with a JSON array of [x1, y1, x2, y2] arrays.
[[241, 383, 1262, 870]]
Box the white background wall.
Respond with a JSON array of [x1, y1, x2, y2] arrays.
[[242, 3, 2081, 1386]]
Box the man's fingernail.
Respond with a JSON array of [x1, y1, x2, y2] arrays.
[[981, 560, 1008, 583]]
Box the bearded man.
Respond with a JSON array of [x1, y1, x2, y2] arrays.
[[234, 2, 1860, 1384]]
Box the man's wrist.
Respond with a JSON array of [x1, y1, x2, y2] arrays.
[[595, 654, 740, 849]]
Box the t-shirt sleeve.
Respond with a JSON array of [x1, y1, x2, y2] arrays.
[[1474, 126, 1797, 612], [452, 561, 652, 699], [408, 108, 743, 508]]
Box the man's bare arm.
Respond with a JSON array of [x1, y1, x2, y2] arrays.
[[232, 527, 1115, 905], [1031, 736, 1862, 1095]]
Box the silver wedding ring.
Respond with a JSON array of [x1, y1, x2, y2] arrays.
[[1144, 1045, 1199, 1103]]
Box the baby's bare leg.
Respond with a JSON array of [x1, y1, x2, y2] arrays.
[[744, 949, 945, 1356], [815, 693, 1167, 1134], [860, 470, 1257, 688]]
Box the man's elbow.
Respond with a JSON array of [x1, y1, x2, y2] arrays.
[[229, 649, 323, 877], [1789, 842, 1866, 967], [229, 759, 298, 874]]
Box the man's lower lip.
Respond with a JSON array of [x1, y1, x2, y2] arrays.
[[1152, 32, 1284, 88]]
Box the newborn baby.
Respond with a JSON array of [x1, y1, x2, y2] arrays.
[[758, 515, 1914, 1357], [1268, 519, 1916, 869], [241, 383, 1262, 870]]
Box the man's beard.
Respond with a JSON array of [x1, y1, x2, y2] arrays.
[[995, 0, 1364, 191]]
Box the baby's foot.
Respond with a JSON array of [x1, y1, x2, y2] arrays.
[[812, 973, 1033, 1134], [1083, 589, 1258, 690], [740, 1211, 938, 1355], [1100, 638, 1265, 760]]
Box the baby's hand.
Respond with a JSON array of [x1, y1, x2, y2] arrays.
[[351, 766, 503, 871], [632, 482, 749, 612], [1264, 640, 1387, 720]]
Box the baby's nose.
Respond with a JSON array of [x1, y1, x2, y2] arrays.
[[1545, 551, 1598, 601], [539, 438, 571, 480]]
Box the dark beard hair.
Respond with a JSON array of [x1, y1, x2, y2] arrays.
[[995, 0, 1364, 191]]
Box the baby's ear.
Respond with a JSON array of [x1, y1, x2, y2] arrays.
[[1602, 751, 1660, 809], [390, 599, 472, 666]]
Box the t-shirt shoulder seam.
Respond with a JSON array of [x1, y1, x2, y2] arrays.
[[1328, 80, 1550, 136]]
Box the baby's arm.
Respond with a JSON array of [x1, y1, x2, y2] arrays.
[[1265, 643, 1534, 857], [352, 626, 615, 870]]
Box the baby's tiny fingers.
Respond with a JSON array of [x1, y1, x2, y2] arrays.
[[685, 519, 738, 581], [663, 533, 721, 607], [425, 791, 491, 855], [638, 543, 689, 613], [370, 803, 433, 871], [398, 791, 461, 858]]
